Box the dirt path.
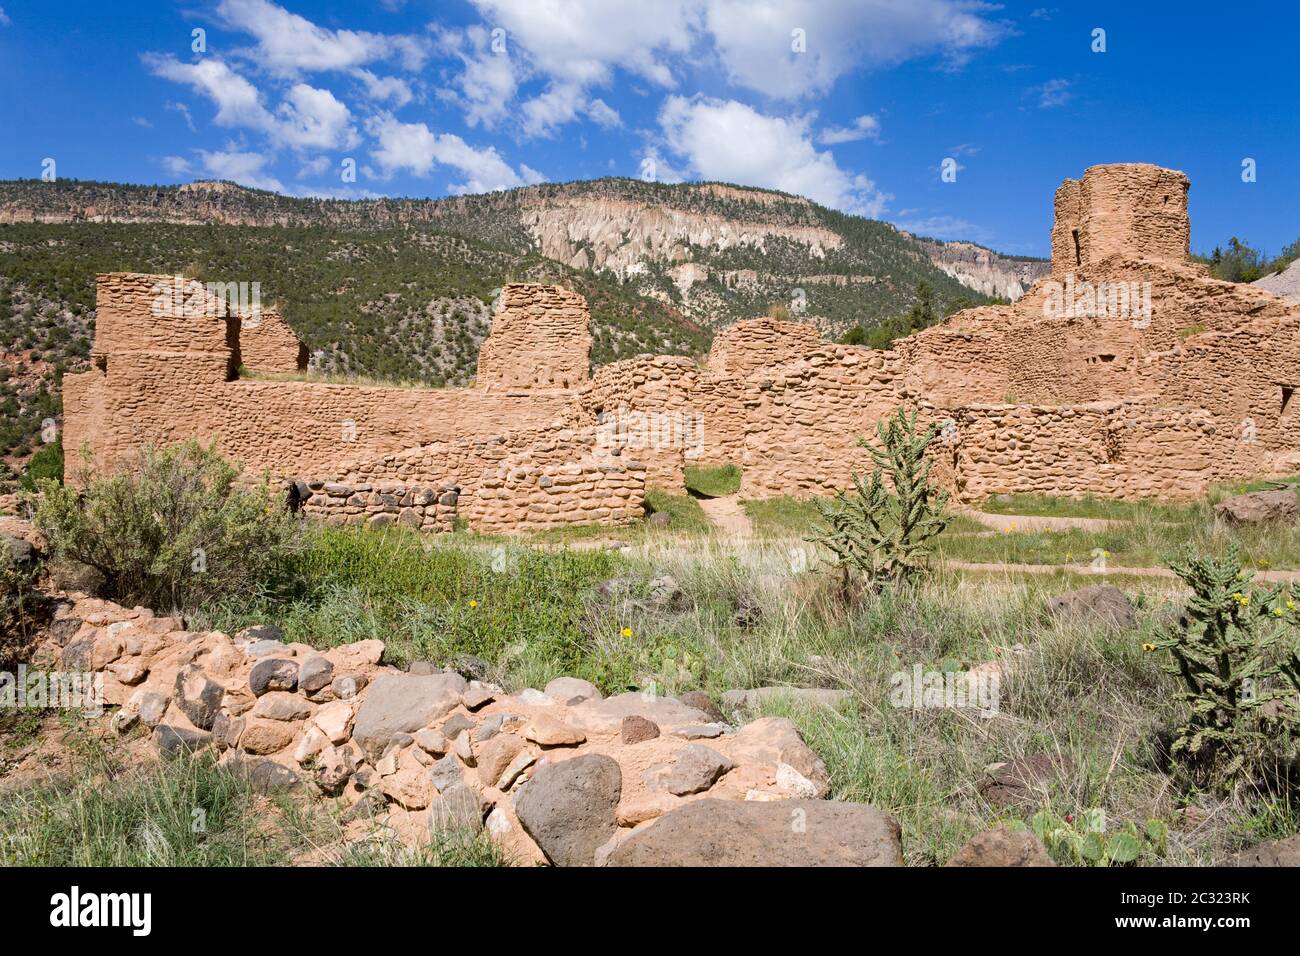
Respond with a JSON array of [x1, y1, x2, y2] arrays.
[[947, 560, 1300, 583], [696, 494, 754, 539], [959, 509, 1127, 533]]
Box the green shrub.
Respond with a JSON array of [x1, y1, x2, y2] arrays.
[[809, 408, 949, 589], [0, 549, 48, 670], [1154, 546, 1300, 793], [18, 438, 63, 492], [29, 441, 297, 611]]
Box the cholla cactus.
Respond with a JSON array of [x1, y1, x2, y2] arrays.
[[1155, 546, 1300, 791], [809, 408, 949, 590]]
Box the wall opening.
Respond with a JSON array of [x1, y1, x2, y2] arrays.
[[1072, 228, 1081, 266], [1282, 385, 1295, 418]]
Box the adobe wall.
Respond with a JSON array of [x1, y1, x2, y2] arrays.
[[62, 163, 1300, 526], [568, 164, 1300, 504], [237, 306, 308, 373], [475, 284, 591, 391], [63, 275, 643, 533]]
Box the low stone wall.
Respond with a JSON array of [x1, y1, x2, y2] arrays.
[[300, 480, 460, 532], [40, 592, 871, 867], [302, 424, 646, 534]]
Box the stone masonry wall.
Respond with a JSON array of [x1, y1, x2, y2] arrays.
[[475, 284, 592, 391], [62, 164, 1300, 522], [64, 276, 641, 533]]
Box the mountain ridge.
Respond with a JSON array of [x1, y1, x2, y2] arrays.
[[0, 176, 1047, 325]]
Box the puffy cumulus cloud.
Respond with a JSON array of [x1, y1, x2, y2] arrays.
[[446, 0, 1005, 132], [215, 0, 429, 75], [466, 0, 697, 135], [469, 0, 698, 88], [351, 69, 414, 107], [704, 0, 1007, 99], [195, 149, 287, 192], [365, 113, 545, 194], [276, 83, 359, 149], [658, 95, 889, 216], [146, 55, 358, 151], [818, 114, 881, 144], [145, 56, 274, 131]]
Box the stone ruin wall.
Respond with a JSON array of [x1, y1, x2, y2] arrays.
[[64, 275, 644, 533], [300, 423, 645, 533], [1051, 163, 1191, 279], [60, 163, 1300, 525], [580, 164, 1300, 504], [237, 306, 308, 373], [475, 284, 592, 391]]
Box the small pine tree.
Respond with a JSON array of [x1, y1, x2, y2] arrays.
[[809, 408, 949, 590]]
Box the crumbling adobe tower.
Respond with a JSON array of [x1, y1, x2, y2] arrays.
[[1051, 163, 1191, 278]]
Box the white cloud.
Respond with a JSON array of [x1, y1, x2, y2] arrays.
[[351, 69, 413, 107], [166, 100, 196, 132], [195, 149, 286, 192], [637, 149, 686, 184], [658, 95, 889, 216], [160, 155, 192, 177], [146, 56, 274, 131], [215, 0, 428, 75], [434, 25, 519, 129], [147, 55, 357, 150], [1033, 78, 1071, 108], [466, 0, 697, 135], [276, 83, 359, 149], [450, 1, 1004, 134], [470, 0, 697, 88], [0, 7, 11, 26], [818, 114, 881, 144], [703, 0, 1006, 99], [366, 113, 544, 194], [586, 99, 622, 129], [297, 155, 331, 178], [895, 213, 990, 243]]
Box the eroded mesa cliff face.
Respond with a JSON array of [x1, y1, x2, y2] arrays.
[[519, 194, 842, 277], [913, 239, 1052, 300]]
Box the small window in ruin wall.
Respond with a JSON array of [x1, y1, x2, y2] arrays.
[[1072, 228, 1081, 267], [1283, 385, 1295, 419]]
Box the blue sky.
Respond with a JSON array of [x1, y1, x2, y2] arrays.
[[0, 0, 1296, 257]]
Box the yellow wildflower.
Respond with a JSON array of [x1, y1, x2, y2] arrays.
[[468, 599, 478, 608], [621, 627, 633, 637]]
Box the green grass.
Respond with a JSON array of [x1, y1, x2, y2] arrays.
[[0, 744, 317, 866], [0, 743, 509, 866], [644, 487, 712, 534], [37, 482, 1300, 866], [684, 462, 741, 497]]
